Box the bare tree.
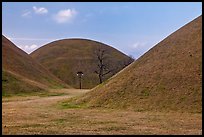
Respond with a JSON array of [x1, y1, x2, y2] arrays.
[[93, 46, 114, 84]]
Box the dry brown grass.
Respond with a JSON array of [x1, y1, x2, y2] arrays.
[[2, 89, 202, 135]]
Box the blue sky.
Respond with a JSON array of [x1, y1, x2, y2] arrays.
[[2, 2, 202, 59]]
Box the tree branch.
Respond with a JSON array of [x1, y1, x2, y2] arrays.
[[102, 70, 112, 76], [94, 70, 99, 74]]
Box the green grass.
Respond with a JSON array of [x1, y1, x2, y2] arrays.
[[54, 118, 66, 124], [59, 102, 83, 109], [134, 108, 146, 112], [43, 76, 67, 89], [140, 89, 150, 96], [2, 90, 68, 98], [89, 121, 117, 125], [156, 84, 166, 92], [57, 99, 88, 109], [2, 70, 68, 97], [99, 126, 127, 131], [2, 70, 46, 97], [36, 92, 67, 97]]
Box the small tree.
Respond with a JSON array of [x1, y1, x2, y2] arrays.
[[93, 46, 113, 84]]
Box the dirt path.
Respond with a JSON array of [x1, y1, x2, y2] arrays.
[[2, 89, 89, 106], [2, 89, 202, 135]]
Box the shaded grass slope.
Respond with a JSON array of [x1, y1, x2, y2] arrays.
[[2, 35, 70, 95]]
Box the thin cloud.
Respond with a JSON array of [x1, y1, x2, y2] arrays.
[[33, 6, 48, 14], [53, 9, 77, 23], [15, 44, 39, 54], [25, 44, 37, 50], [130, 41, 158, 59], [24, 44, 38, 53], [21, 10, 31, 17], [132, 42, 148, 49]]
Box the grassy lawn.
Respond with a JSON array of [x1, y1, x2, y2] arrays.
[[2, 89, 202, 135]]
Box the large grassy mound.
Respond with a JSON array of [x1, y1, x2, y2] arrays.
[[31, 39, 133, 89], [2, 35, 70, 95], [72, 15, 202, 113]]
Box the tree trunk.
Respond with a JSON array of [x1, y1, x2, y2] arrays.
[[99, 74, 103, 84]]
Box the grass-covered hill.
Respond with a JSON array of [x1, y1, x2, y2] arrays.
[[2, 35, 70, 96], [31, 39, 133, 89], [72, 15, 202, 113]]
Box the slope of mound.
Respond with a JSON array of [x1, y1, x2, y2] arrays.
[[2, 35, 70, 95], [31, 39, 133, 89], [73, 15, 202, 113], [2, 70, 45, 96]]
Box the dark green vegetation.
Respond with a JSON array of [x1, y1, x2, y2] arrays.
[[71, 15, 202, 113], [2, 35, 70, 96], [31, 39, 133, 89]]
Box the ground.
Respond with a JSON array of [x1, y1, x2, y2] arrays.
[[2, 89, 202, 135]]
